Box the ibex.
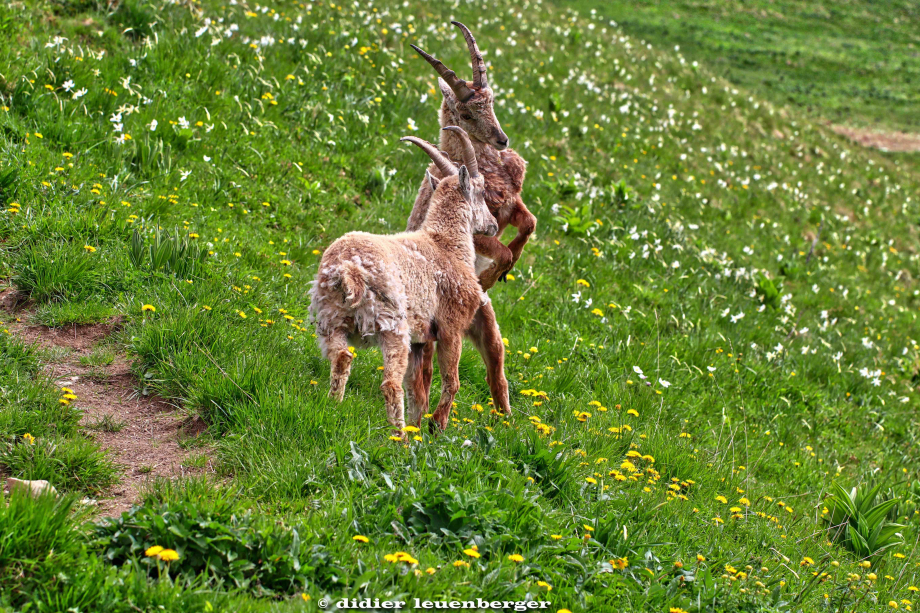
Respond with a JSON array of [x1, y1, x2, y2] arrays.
[[309, 127, 498, 438], [403, 22, 536, 424]]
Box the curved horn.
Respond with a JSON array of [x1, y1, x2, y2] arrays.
[[442, 126, 478, 178], [451, 21, 488, 90], [400, 136, 458, 178], [410, 43, 475, 102]]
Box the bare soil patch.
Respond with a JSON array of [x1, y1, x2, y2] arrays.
[[830, 125, 920, 153], [0, 288, 213, 517]]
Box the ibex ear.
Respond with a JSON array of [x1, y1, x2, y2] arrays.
[[457, 165, 471, 201], [438, 77, 458, 109], [426, 169, 440, 192]]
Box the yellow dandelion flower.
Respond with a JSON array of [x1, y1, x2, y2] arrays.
[[395, 552, 418, 564]]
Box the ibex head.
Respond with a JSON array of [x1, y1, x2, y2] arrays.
[[411, 22, 509, 151], [401, 126, 498, 237]]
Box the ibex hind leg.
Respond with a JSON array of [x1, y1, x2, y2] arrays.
[[466, 303, 511, 415], [404, 342, 433, 428], [431, 334, 462, 432], [325, 328, 353, 402], [380, 331, 410, 440]]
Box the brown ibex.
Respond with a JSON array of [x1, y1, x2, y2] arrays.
[[309, 127, 497, 438], [404, 22, 535, 425]]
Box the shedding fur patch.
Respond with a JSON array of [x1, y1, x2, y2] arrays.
[[309, 255, 410, 357]]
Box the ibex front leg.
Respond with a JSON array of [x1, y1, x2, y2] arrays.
[[476, 200, 536, 290], [505, 198, 536, 269], [474, 235, 513, 292]]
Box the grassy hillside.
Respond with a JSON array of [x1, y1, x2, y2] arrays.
[[566, 0, 920, 133], [2, 0, 920, 611]]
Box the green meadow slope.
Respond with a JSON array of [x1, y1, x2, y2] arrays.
[[567, 0, 920, 133], [1, 0, 920, 611]]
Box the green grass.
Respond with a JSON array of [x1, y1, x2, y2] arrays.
[[85, 413, 127, 433], [79, 344, 117, 367], [34, 300, 117, 327], [0, 330, 118, 494], [0, 490, 89, 608], [1, 0, 920, 610], [0, 490, 261, 612], [569, 0, 920, 133], [2, 434, 117, 493], [182, 452, 209, 469]]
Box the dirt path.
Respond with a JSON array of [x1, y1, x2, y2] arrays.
[[0, 288, 212, 516], [830, 125, 920, 153]]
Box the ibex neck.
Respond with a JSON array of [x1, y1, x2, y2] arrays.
[[421, 189, 476, 266]]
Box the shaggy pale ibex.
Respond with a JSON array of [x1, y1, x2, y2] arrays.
[[309, 127, 497, 439], [403, 22, 535, 422]]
